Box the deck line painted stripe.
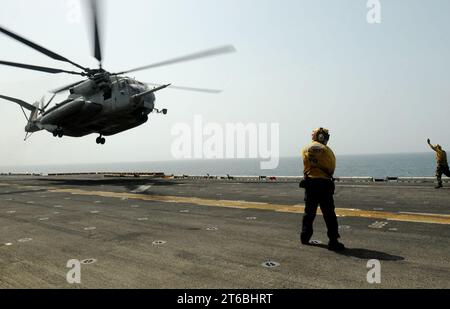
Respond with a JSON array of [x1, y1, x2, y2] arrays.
[[338, 184, 450, 190], [399, 212, 450, 218], [49, 188, 450, 225]]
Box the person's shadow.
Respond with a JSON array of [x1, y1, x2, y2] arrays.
[[311, 244, 404, 261]]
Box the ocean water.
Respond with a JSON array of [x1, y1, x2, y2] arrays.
[[0, 153, 438, 178]]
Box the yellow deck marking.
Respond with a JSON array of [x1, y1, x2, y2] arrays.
[[49, 188, 450, 225], [399, 212, 450, 218]]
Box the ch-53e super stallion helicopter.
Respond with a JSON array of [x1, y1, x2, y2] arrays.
[[0, 0, 235, 145]]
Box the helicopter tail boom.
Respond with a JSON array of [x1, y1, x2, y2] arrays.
[[25, 104, 41, 133]]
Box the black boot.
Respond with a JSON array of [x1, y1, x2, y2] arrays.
[[328, 239, 345, 251], [300, 232, 312, 245], [435, 183, 443, 189]]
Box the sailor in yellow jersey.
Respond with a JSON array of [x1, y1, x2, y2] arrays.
[[427, 138, 450, 189], [300, 128, 345, 251]]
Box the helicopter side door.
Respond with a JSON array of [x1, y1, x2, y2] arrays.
[[113, 79, 129, 112]]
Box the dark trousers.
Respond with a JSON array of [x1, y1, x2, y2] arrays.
[[301, 178, 340, 241], [436, 164, 450, 185]]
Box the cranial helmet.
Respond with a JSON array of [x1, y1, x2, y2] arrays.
[[312, 127, 330, 144]]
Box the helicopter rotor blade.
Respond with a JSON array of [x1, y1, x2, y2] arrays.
[[42, 93, 57, 111], [0, 60, 84, 75], [89, 0, 103, 66], [39, 96, 45, 111], [114, 45, 236, 75], [0, 94, 41, 112], [0, 25, 89, 72], [50, 79, 86, 94], [146, 83, 222, 94]]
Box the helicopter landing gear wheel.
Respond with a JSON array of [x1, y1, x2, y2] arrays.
[[53, 129, 63, 138], [96, 136, 106, 145], [153, 108, 168, 115]]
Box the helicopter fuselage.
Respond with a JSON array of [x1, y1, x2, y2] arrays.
[[34, 75, 156, 138]]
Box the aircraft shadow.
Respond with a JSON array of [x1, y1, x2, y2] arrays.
[[0, 189, 48, 196], [35, 178, 180, 191], [310, 244, 405, 261]]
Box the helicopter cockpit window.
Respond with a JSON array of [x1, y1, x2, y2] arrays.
[[127, 80, 142, 95], [118, 81, 127, 89], [118, 80, 127, 95]]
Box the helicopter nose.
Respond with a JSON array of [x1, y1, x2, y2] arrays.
[[143, 94, 155, 111], [130, 93, 155, 113]]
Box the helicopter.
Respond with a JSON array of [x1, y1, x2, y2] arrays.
[[0, 0, 235, 145]]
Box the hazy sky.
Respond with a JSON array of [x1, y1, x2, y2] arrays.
[[0, 0, 449, 166]]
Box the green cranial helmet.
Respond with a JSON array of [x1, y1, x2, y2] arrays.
[[312, 127, 330, 144]]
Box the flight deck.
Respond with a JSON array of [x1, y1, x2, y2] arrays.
[[0, 174, 449, 288]]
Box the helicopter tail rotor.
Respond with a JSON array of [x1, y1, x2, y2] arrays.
[[24, 103, 41, 140], [30, 101, 41, 122], [0, 94, 44, 134], [39, 96, 45, 112], [40, 94, 57, 113]]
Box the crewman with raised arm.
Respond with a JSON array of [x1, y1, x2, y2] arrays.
[[427, 139, 450, 189]]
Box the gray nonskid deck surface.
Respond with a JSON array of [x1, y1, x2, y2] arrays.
[[0, 175, 449, 288]]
